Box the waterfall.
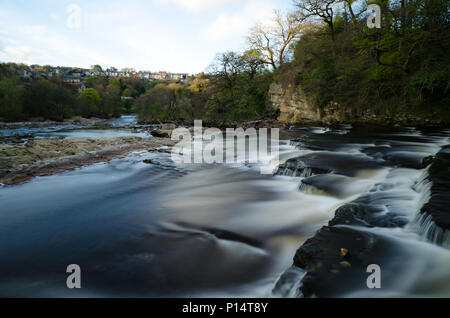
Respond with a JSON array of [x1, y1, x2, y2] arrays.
[[410, 213, 450, 249], [413, 167, 433, 211], [272, 267, 306, 298], [298, 181, 327, 196], [408, 166, 450, 249], [278, 165, 314, 178]]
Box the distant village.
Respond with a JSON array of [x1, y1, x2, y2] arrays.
[[3, 63, 189, 91]]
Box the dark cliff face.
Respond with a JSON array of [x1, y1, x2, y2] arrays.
[[268, 83, 450, 126]]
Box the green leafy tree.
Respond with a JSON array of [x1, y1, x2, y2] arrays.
[[281, 0, 450, 122], [24, 79, 74, 120], [76, 88, 102, 117], [0, 77, 25, 121], [91, 65, 103, 72]]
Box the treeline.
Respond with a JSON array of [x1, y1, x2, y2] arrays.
[[0, 64, 157, 121], [136, 50, 275, 126], [0, 6, 304, 125], [2, 0, 448, 125], [276, 0, 450, 122], [0, 59, 275, 126]]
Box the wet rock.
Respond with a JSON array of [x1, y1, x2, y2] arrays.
[[293, 226, 393, 297], [299, 175, 375, 199], [290, 152, 383, 177], [340, 261, 351, 267], [415, 146, 450, 235], [275, 193, 410, 297], [422, 155, 435, 167], [329, 203, 407, 228], [276, 158, 331, 177], [340, 248, 349, 258], [0, 134, 33, 145], [151, 130, 171, 138], [149, 147, 172, 154], [161, 123, 176, 131]]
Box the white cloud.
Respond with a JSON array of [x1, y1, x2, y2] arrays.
[[0, 45, 35, 65], [0, 22, 120, 68], [0, 0, 292, 73], [201, 1, 275, 42], [153, 0, 236, 11], [49, 12, 61, 22]]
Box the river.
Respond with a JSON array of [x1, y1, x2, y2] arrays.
[[0, 117, 449, 297]]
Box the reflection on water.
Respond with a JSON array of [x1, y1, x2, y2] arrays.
[[0, 124, 449, 297], [36, 128, 150, 139]]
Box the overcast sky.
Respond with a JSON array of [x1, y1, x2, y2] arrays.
[[0, 0, 294, 74]]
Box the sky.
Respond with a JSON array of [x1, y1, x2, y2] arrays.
[[0, 0, 294, 74]]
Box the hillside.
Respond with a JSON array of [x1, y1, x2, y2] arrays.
[[271, 0, 450, 126]]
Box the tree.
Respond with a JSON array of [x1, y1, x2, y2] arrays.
[[122, 88, 133, 97], [205, 51, 273, 124], [247, 10, 307, 69], [24, 79, 74, 120], [136, 84, 176, 122], [102, 84, 122, 116], [295, 0, 338, 40], [121, 67, 136, 73], [91, 65, 103, 72], [277, 0, 450, 122], [0, 77, 24, 121], [241, 49, 267, 79], [77, 88, 101, 117]]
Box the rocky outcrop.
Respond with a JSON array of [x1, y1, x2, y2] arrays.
[[411, 146, 450, 247], [268, 83, 356, 124], [0, 136, 175, 185], [268, 82, 446, 125], [268, 84, 320, 124]]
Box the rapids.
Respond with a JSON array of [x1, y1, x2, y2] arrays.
[[0, 122, 449, 297]]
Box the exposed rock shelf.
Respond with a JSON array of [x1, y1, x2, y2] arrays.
[[0, 136, 175, 185]]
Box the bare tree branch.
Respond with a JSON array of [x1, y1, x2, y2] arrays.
[[246, 10, 309, 69]]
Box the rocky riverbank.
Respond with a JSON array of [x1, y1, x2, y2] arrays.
[[0, 116, 110, 129], [0, 136, 175, 185]]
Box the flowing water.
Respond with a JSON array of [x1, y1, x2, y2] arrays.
[[0, 114, 149, 140], [0, 120, 449, 297]]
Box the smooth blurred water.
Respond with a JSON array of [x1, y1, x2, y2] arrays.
[[36, 128, 150, 139], [108, 114, 138, 127], [0, 124, 449, 297], [1, 115, 149, 139]]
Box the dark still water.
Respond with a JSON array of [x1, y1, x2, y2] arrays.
[[0, 124, 449, 297]]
